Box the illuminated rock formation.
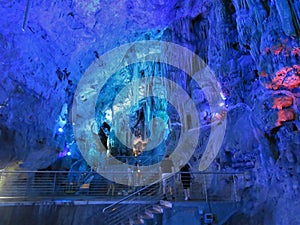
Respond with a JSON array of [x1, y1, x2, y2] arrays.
[[0, 0, 299, 224]]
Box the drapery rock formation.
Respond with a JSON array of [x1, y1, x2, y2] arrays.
[[0, 0, 299, 224]]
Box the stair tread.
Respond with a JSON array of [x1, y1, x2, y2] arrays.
[[148, 205, 163, 214], [144, 209, 155, 217], [129, 218, 145, 225], [159, 200, 173, 208], [140, 213, 154, 220]]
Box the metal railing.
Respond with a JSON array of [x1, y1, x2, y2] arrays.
[[0, 170, 154, 198], [183, 172, 244, 202], [0, 169, 244, 224], [103, 155, 161, 167], [102, 172, 244, 225], [102, 174, 172, 225], [0, 170, 244, 201]]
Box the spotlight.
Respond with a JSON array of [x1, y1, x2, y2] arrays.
[[220, 92, 226, 100], [67, 152, 71, 156], [219, 102, 225, 107], [58, 127, 64, 133]]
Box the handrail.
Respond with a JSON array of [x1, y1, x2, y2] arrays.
[[102, 171, 244, 213], [0, 170, 158, 199], [101, 171, 245, 224], [102, 172, 172, 214], [0, 170, 244, 203], [106, 155, 161, 164], [102, 173, 175, 225]]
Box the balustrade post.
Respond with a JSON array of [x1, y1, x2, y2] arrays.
[[233, 174, 238, 202], [204, 174, 208, 203], [53, 172, 57, 194]]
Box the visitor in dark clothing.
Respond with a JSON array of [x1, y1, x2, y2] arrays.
[[180, 163, 191, 200]]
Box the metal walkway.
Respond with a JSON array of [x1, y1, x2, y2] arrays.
[[0, 170, 244, 225], [0, 170, 244, 201]]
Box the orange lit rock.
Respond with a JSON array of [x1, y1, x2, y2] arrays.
[[275, 109, 295, 126], [292, 47, 300, 56], [275, 67, 293, 76], [293, 64, 300, 73], [273, 45, 283, 55], [269, 66, 300, 90], [283, 75, 300, 89], [273, 96, 293, 110], [260, 71, 269, 77]]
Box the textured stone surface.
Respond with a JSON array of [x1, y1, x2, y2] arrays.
[[0, 0, 300, 224]]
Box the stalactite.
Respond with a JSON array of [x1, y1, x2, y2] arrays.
[[1, 0, 300, 222], [288, 0, 300, 36], [275, 0, 298, 36]]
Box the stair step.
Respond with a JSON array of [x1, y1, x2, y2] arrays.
[[129, 217, 145, 225], [146, 208, 163, 215], [159, 200, 173, 208], [152, 205, 164, 213], [142, 210, 154, 219]]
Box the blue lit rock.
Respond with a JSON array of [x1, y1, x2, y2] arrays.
[[0, 0, 299, 224]]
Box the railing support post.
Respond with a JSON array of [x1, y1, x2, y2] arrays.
[[233, 175, 238, 202], [204, 174, 208, 203], [53, 172, 57, 194]]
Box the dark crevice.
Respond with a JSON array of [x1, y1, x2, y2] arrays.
[[261, 0, 270, 18], [264, 132, 280, 161], [287, 0, 300, 37]]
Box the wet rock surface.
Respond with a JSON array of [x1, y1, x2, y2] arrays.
[[0, 0, 299, 224]]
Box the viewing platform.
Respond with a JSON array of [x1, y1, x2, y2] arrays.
[[0, 170, 244, 225]]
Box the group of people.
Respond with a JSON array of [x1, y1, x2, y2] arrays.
[[132, 132, 192, 201], [105, 154, 193, 200], [160, 155, 192, 201]]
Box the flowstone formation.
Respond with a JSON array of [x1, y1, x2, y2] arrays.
[[0, 0, 300, 224]]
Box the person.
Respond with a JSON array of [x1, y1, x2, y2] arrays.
[[107, 179, 115, 196], [98, 122, 110, 150], [180, 163, 192, 200], [127, 166, 133, 190], [133, 134, 148, 157], [160, 155, 175, 200], [133, 160, 142, 186]]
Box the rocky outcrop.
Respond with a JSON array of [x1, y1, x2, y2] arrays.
[[0, 0, 299, 224]]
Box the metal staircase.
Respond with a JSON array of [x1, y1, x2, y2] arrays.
[[0, 169, 244, 225], [102, 174, 175, 225], [102, 172, 244, 225]]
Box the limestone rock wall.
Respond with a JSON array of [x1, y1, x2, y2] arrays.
[[0, 0, 299, 224]]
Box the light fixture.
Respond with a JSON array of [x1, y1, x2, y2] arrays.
[[220, 92, 226, 100]]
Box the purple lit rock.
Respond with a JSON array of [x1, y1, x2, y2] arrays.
[[0, 0, 299, 224]]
